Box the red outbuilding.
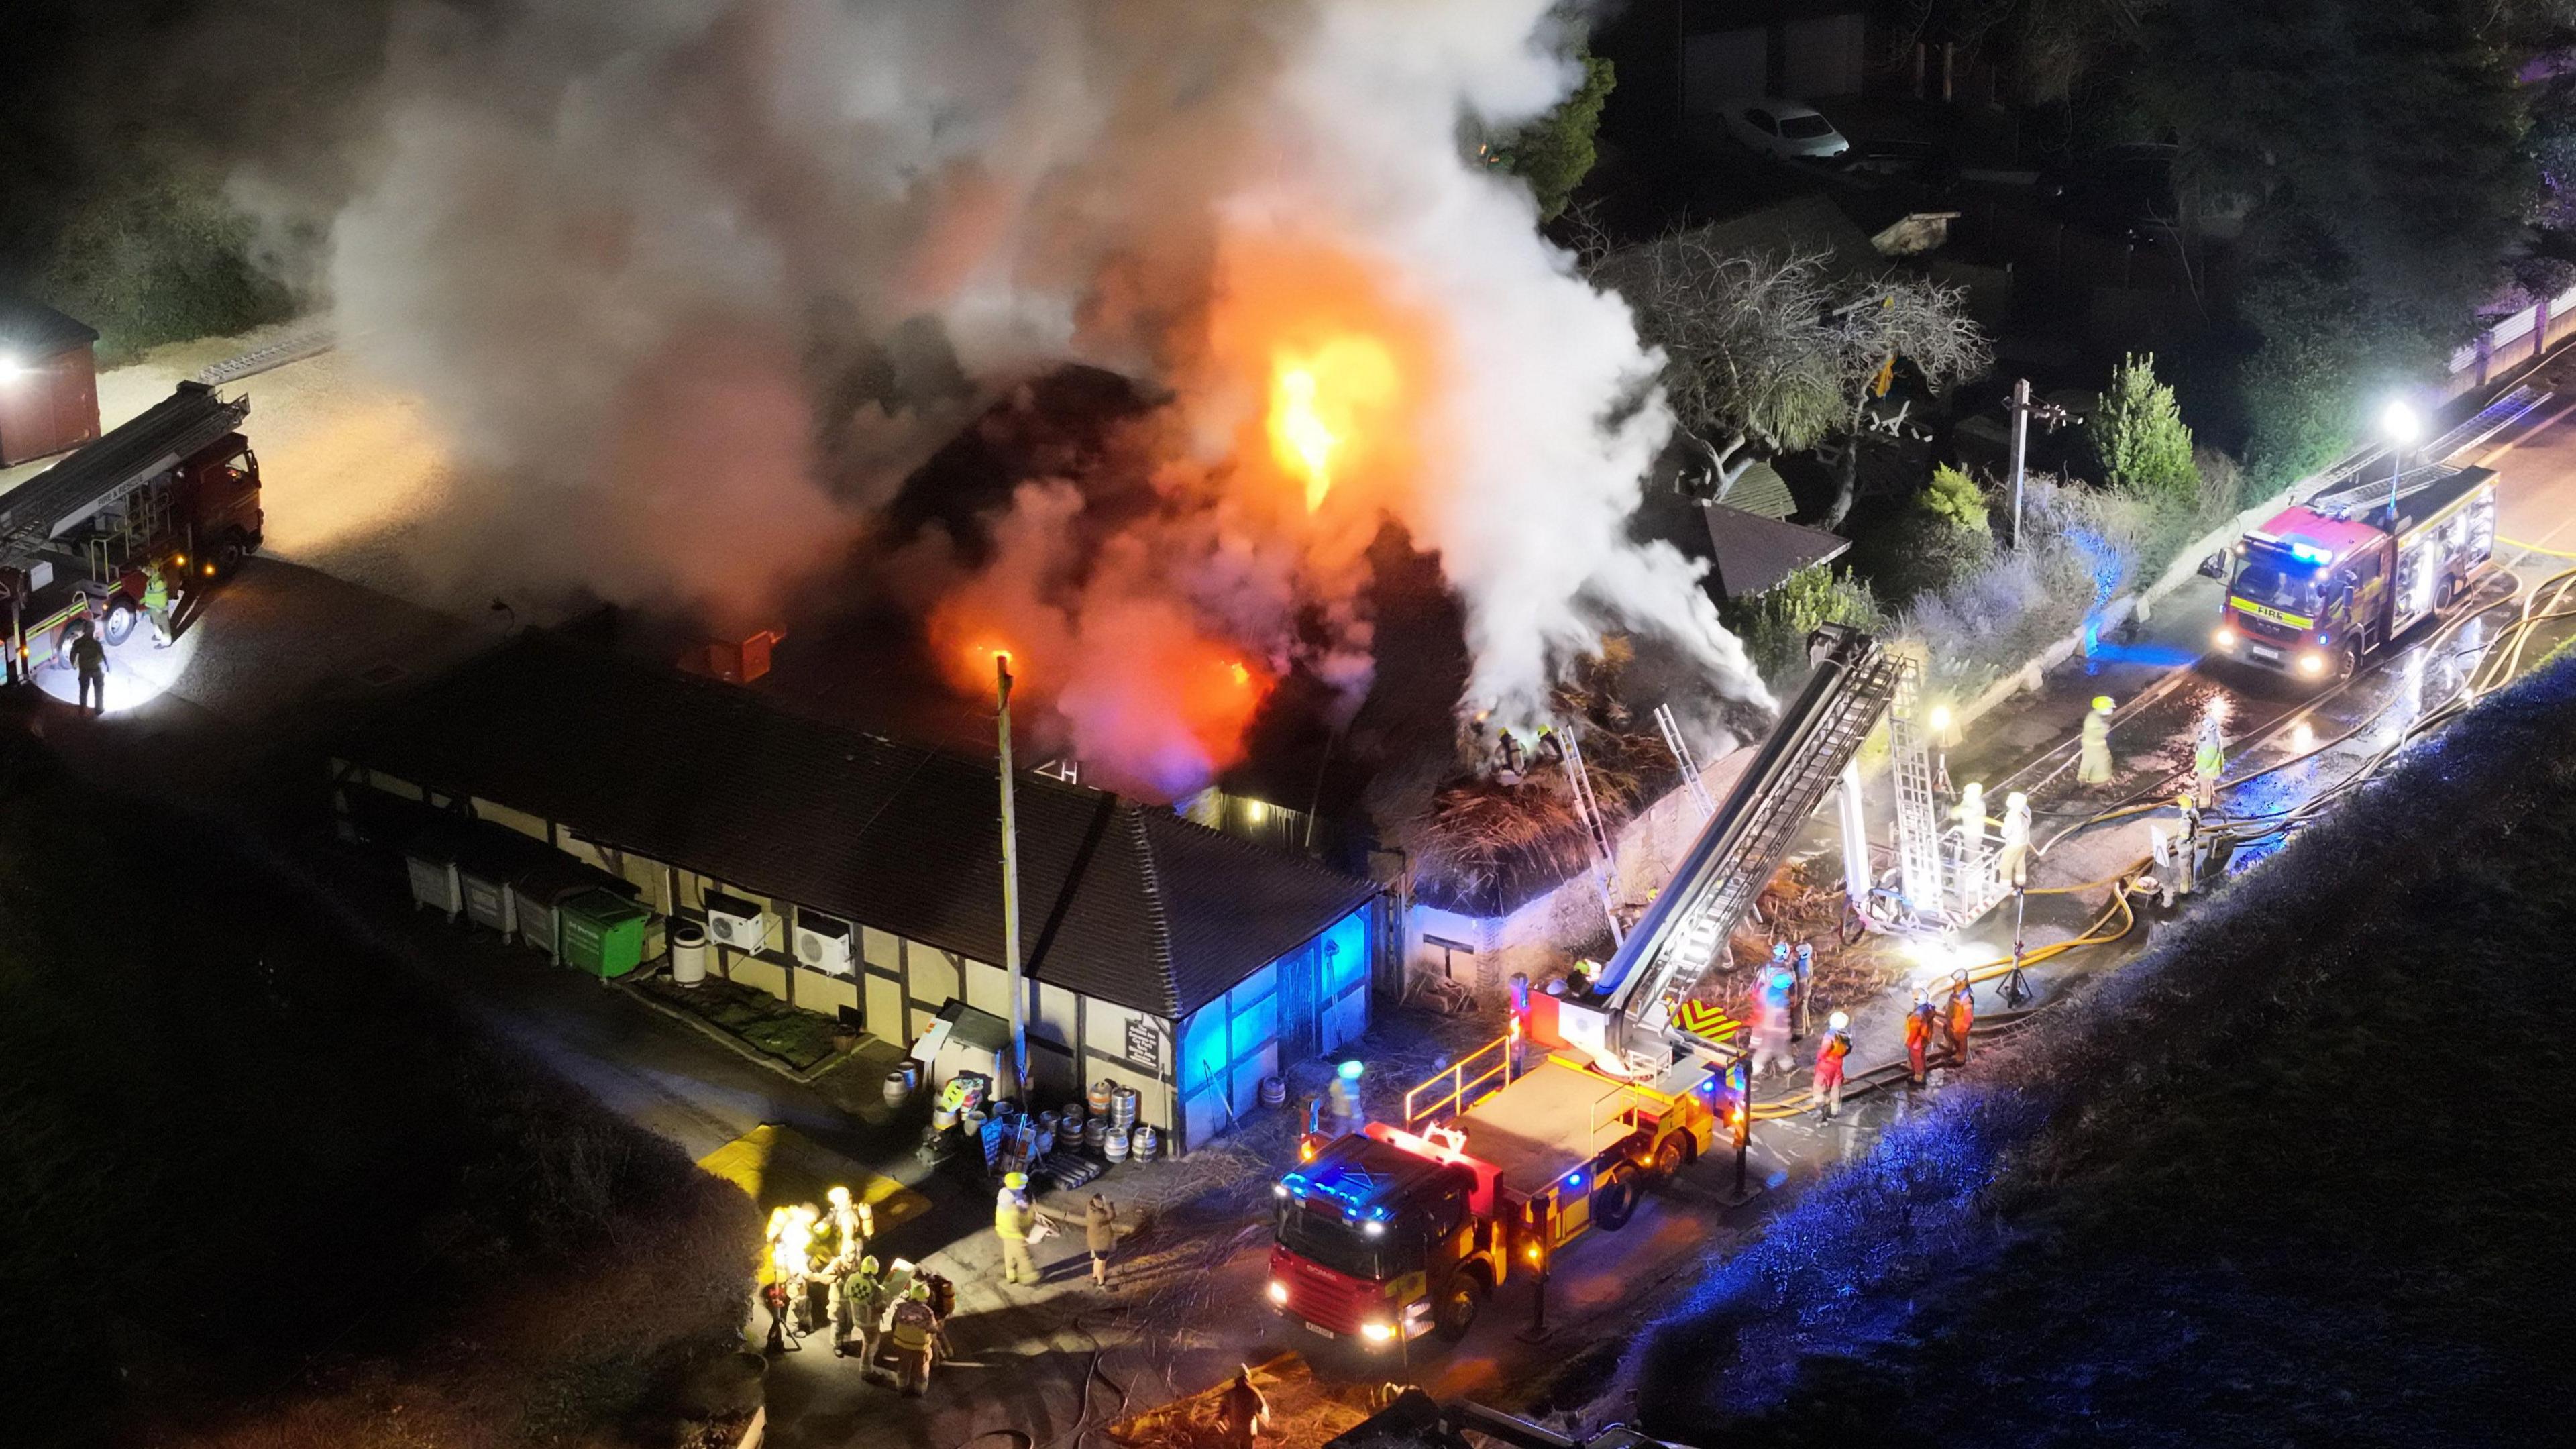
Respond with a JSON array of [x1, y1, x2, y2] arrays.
[[0, 299, 102, 467]]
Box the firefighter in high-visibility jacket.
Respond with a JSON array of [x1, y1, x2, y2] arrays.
[[1944, 970, 1977, 1066], [883, 1281, 938, 1396], [836, 1256, 888, 1364], [2192, 708, 2226, 810], [994, 1172, 1056, 1285], [1904, 989, 1937, 1085], [1812, 1011, 1853, 1122], [2078, 696, 2116, 784]]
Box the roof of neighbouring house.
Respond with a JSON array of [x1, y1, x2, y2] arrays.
[[0, 299, 98, 358], [1703, 503, 1851, 600], [338, 633, 1378, 1019], [1715, 459, 1797, 520]]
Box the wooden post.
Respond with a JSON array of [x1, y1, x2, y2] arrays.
[[998, 654, 1028, 1101]]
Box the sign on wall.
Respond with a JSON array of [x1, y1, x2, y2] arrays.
[[1125, 1016, 1160, 1069]]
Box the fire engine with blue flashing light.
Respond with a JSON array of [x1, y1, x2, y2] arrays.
[[1266, 977, 1741, 1350], [2203, 465, 2496, 686]]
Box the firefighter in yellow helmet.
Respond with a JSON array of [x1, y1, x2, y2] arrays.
[[2078, 696, 2116, 783], [836, 1255, 888, 1365], [884, 1281, 939, 1397], [993, 1171, 1058, 1285]]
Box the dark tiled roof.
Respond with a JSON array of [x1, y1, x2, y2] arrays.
[[0, 299, 98, 358], [339, 635, 1376, 1018], [1702, 503, 1851, 600]]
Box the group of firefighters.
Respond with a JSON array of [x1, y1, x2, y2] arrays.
[[759, 1185, 953, 1397], [36, 560, 181, 714], [1744, 941, 1978, 1123], [1753, 691, 2237, 1124]]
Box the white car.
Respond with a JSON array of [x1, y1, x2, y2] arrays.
[[1718, 99, 1850, 160]]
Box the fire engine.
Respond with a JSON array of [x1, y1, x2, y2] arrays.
[[1266, 994, 1733, 1350], [0, 381, 261, 671], [2204, 466, 2497, 685]]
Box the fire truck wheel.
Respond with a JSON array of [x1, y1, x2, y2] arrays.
[[1593, 1167, 1640, 1232], [101, 600, 137, 647], [1653, 1138, 1688, 1180], [1433, 1272, 1488, 1342], [213, 532, 249, 580], [2436, 573, 2459, 611], [2332, 643, 2357, 684]]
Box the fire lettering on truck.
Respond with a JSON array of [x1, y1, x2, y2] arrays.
[[2229, 599, 2314, 630]]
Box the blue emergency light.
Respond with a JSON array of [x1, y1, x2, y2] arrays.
[[2286, 540, 2335, 566]]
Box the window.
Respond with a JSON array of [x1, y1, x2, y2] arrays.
[[1777, 114, 1836, 140], [2231, 557, 2322, 612], [1746, 108, 1777, 132]]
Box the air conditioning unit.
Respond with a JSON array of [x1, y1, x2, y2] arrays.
[[794, 912, 855, 974], [703, 891, 768, 952]]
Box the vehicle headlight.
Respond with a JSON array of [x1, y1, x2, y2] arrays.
[[1361, 1320, 1396, 1342], [1267, 1279, 1289, 1305], [2210, 625, 2237, 649], [1362, 1220, 1384, 1237], [1273, 1183, 1289, 1198], [2297, 651, 2326, 677]]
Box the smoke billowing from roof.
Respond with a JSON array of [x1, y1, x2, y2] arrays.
[[323, 0, 1769, 798]]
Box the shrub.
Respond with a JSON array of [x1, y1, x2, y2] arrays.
[[1918, 463, 1992, 538], [1899, 474, 2151, 694], [2090, 352, 2200, 514], [1725, 565, 1886, 692]]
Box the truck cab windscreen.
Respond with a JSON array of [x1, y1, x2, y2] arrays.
[[2233, 553, 2322, 612], [1277, 1203, 1421, 1280]]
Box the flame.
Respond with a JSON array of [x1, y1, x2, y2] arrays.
[[1228, 660, 1252, 688], [1266, 336, 1398, 513]]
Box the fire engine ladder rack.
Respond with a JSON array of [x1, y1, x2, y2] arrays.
[[1403, 1034, 1511, 1131], [1654, 702, 1716, 820], [1593, 625, 1904, 1040], [2300, 385, 2546, 518], [1556, 724, 1626, 947]]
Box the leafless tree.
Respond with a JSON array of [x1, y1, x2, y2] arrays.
[[1593, 226, 1988, 529], [1815, 274, 1991, 529]]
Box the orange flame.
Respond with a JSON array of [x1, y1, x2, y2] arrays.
[[1266, 336, 1398, 513], [1228, 660, 1252, 688]]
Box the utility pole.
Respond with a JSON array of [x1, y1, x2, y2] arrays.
[[2004, 378, 2075, 549], [996, 653, 1028, 1102]]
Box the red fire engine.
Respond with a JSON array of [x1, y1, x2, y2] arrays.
[[2205, 466, 2496, 684], [1266, 991, 1734, 1351], [0, 382, 261, 673]]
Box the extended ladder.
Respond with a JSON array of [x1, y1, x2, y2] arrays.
[[1593, 625, 1906, 1036], [1654, 702, 1716, 820], [1554, 724, 1626, 947], [1886, 653, 1943, 913]]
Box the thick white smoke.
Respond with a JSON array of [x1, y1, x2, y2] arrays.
[[323, 0, 1770, 794]]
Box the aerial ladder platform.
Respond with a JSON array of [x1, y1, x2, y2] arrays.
[[1547, 625, 1929, 1069], [0, 382, 250, 563]]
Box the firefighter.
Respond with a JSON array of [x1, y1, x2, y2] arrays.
[[1904, 989, 1936, 1085], [1813, 1010, 1853, 1122], [884, 1281, 938, 1397], [1766, 943, 1796, 1041], [1750, 969, 1795, 1080], [142, 561, 174, 647], [2192, 707, 2226, 810], [1085, 1192, 1118, 1289], [836, 1256, 887, 1364], [2078, 696, 2115, 783], [1214, 1365, 1271, 1449], [994, 1171, 1054, 1285], [2173, 793, 2203, 898], [68, 620, 107, 714], [1943, 970, 1976, 1067], [1792, 941, 1817, 1040], [824, 1184, 871, 1267], [1998, 792, 2032, 890]]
